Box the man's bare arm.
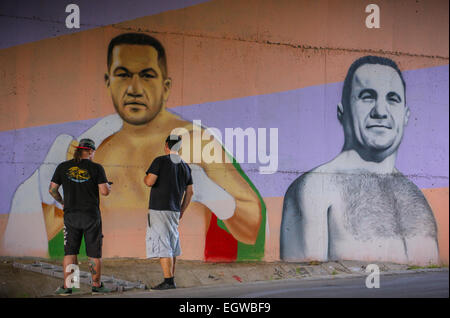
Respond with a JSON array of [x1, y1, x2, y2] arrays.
[[49, 182, 64, 207], [144, 173, 158, 187], [180, 184, 194, 219]]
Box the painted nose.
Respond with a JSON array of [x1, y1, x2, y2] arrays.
[[128, 74, 143, 96], [370, 99, 389, 119]]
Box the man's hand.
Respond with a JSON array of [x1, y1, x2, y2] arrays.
[[99, 182, 111, 196]]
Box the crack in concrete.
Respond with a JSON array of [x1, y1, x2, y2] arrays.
[[112, 24, 450, 60], [0, 14, 448, 60]]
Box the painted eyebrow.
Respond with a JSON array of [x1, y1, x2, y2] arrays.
[[387, 91, 402, 102], [139, 68, 157, 74], [358, 88, 377, 98], [113, 67, 157, 75], [113, 66, 130, 74]]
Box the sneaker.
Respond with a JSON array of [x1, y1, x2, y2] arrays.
[[151, 281, 176, 290], [54, 286, 72, 296], [91, 282, 112, 294]]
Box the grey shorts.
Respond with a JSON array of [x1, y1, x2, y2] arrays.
[[146, 209, 181, 258]]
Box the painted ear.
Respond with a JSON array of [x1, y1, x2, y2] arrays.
[[337, 102, 344, 124], [163, 77, 172, 101], [104, 73, 110, 87], [404, 107, 410, 126]]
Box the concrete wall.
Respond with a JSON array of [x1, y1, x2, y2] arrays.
[[0, 0, 448, 265]]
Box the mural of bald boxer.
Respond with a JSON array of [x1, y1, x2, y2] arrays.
[[280, 56, 439, 265]]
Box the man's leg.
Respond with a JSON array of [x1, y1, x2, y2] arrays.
[[160, 257, 174, 278], [84, 218, 108, 291], [88, 257, 102, 287], [62, 220, 82, 290], [152, 257, 176, 289], [150, 211, 178, 290], [63, 255, 78, 289], [172, 257, 176, 276]]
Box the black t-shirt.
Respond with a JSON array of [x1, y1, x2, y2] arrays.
[[51, 159, 108, 216], [146, 155, 193, 212]]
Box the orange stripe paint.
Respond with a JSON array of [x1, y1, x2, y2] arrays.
[[422, 187, 449, 265]]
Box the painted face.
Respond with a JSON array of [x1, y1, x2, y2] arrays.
[[347, 64, 409, 155], [106, 44, 171, 125]]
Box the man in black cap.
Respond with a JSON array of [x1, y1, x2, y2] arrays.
[[49, 138, 112, 295], [144, 135, 194, 290]]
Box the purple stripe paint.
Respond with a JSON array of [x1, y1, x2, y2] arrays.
[[0, 118, 102, 214], [0, 65, 448, 215], [0, 0, 210, 49]]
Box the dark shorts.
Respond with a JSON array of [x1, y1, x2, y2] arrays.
[[63, 212, 103, 258]]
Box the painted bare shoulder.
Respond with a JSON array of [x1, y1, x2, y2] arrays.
[[280, 165, 334, 261], [284, 159, 339, 205]]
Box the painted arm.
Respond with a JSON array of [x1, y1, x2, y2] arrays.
[[4, 115, 123, 252], [198, 160, 261, 245], [280, 181, 304, 260], [2, 134, 74, 256], [177, 128, 262, 245], [280, 173, 329, 261], [2, 170, 50, 256]]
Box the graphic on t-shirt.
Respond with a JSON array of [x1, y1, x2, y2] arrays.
[[66, 166, 90, 183]]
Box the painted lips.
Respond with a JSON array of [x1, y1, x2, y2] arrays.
[[124, 102, 147, 108], [366, 124, 392, 129]]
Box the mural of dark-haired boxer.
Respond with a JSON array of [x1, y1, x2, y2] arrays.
[[2, 32, 266, 262], [280, 56, 439, 266]]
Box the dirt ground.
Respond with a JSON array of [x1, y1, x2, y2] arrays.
[[0, 256, 314, 298]]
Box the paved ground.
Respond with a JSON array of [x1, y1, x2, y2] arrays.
[[0, 256, 447, 298], [108, 271, 447, 298]]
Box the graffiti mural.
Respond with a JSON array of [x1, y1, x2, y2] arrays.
[[0, 0, 448, 265], [1, 32, 266, 262], [280, 56, 439, 265]]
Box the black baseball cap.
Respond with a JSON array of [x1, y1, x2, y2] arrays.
[[165, 135, 182, 143], [76, 138, 96, 150]]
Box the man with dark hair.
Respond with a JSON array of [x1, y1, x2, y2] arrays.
[[280, 56, 439, 265], [107, 32, 168, 80], [144, 135, 194, 290], [103, 32, 172, 127], [49, 138, 112, 295]]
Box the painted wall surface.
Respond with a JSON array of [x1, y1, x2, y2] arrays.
[[0, 0, 448, 265]]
